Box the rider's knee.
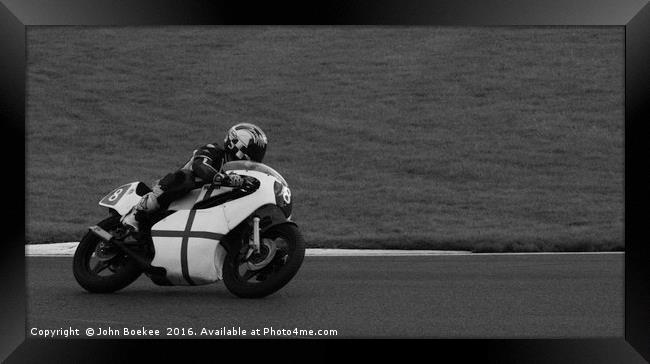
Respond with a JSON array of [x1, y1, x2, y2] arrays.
[[159, 170, 193, 192]]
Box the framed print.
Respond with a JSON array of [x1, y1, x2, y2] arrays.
[[2, 0, 649, 362]]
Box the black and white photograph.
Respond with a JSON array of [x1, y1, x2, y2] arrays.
[[3, 0, 650, 362], [25, 25, 624, 335]]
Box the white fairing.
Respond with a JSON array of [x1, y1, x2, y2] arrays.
[[149, 170, 278, 286], [98, 182, 145, 216], [167, 185, 234, 210]]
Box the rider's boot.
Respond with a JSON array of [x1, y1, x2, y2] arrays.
[[121, 192, 160, 233]]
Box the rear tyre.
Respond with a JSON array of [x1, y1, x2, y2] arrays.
[[222, 223, 305, 298], [73, 215, 143, 293]]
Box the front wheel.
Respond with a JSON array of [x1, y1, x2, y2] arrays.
[[73, 215, 143, 293], [222, 223, 305, 298]]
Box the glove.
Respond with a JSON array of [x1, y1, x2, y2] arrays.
[[214, 172, 244, 187], [227, 174, 244, 187]]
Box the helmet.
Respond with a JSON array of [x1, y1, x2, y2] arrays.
[[223, 123, 268, 162]]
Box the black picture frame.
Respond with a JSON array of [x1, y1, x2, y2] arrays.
[[2, 0, 648, 362]]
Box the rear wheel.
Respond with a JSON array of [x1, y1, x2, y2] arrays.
[[222, 223, 305, 298], [73, 215, 143, 293]]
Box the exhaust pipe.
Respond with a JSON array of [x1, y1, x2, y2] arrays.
[[88, 225, 153, 272], [89, 225, 114, 242]]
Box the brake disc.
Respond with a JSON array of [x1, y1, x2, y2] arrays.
[[245, 238, 278, 271]]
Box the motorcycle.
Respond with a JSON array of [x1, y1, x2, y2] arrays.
[[72, 160, 305, 298]]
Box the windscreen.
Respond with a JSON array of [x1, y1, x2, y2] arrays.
[[223, 161, 288, 186]]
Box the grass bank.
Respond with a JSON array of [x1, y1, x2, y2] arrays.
[[26, 27, 624, 251]]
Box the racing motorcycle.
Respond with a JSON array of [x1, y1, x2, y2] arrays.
[[72, 161, 305, 298]]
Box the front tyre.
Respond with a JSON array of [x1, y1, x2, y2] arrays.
[[73, 215, 143, 293], [222, 223, 305, 298]]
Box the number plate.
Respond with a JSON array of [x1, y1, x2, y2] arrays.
[[99, 184, 132, 206]]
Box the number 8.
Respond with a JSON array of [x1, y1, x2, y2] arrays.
[[108, 188, 123, 202]]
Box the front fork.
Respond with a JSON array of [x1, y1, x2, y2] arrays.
[[245, 217, 261, 259]]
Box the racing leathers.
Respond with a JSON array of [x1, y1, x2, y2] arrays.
[[120, 143, 243, 232]]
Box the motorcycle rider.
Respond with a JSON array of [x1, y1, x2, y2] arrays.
[[120, 123, 269, 233]]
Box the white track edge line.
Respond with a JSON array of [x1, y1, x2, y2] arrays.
[[24, 243, 624, 257]]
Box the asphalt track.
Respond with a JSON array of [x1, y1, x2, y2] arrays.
[[26, 254, 623, 338]]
